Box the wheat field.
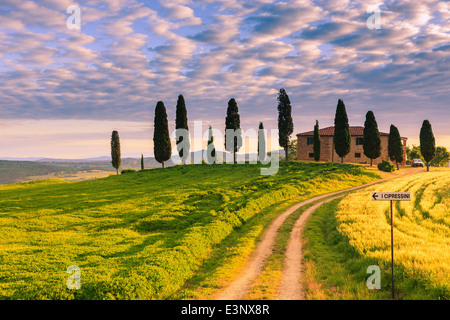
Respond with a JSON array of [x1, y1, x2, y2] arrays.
[[336, 171, 450, 297]]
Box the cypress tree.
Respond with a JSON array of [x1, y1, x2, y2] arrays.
[[153, 101, 171, 168], [363, 111, 382, 166], [111, 130, 121, 175], [313, 120, 321, 162], [207, 125, 216, 164], [277, 88, 294, 161], [388, 124, 404, 170], [175, 94, 190, 164], [258, 122, 266, 162], [420, 120, 436, 172], [225, 98, 242, 163], [333, 99, 351, 163], [141, 154, 145, 170]]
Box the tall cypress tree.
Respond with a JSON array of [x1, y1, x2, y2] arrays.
[[207, 125, 216, 164], [111, 130, 121, 175], [388, 124, 404, 170], [313, 120, 321, 162], [420, 120, 436, 172], [258, 122, 266, 162], [175, 94, 190, 164], [153, 101, 171, 168], [363, 111, 381, 166], [141, 154, 145, 171], [333, 99, 351, 163], [277, 88, 294, 161], [225, 98, 242, 163]]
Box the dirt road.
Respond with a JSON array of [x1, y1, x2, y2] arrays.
[[215, 169, 420, 300], [276, 193, 347, 300]]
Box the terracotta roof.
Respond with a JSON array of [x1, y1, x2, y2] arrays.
[[297, 126, 394, 137]]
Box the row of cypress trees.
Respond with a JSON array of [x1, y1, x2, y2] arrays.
[[151, 96, 218, 168], [310, 99, 435, 171], [111, 89, 295, 172], [386, 119, 435, 172], [154, 96, 251, 167], [110, 97, 188, 173], [112, 94, 435, 172], [224, 89, 295, 162]]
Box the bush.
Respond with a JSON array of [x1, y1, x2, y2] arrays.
[[377, 160, 395, 172], [121, 169, 136, 174]]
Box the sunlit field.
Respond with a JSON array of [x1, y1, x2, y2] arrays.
[[336, 171, 450, 299], [0, 162, 379, 300]]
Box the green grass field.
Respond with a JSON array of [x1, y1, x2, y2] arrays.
[[0, 162, 380, 300]]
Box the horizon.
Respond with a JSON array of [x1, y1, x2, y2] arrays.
[[0, 123, 443, 160], [1, 0, 449, 158], [0, 148, 280, 161]]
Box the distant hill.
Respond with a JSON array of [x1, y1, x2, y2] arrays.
[[0, 157, 45, 161], [38, 157, 173, 169], [0, 160, 80, 184], [0, 157, 174, 184], [0, 150, 284, 184]]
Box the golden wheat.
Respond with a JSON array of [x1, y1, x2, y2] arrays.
[[336, 172, 450, 289]]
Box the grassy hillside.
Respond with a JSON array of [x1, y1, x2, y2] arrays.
[[303, 171, 450, 300], [0, 162, 380, 299]]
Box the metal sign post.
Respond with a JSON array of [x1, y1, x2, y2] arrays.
[[390, 200, 394, 300], [372, 192, 411, 300]]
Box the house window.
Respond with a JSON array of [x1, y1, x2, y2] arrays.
[[309, 153, 314, 158], [356, 137, 364, 145], [355, 153, 362, 158], [307, 137, 314, 145]]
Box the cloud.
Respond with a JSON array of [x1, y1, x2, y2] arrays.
[[160, 1, 202, 26], [189, 14, 242, 45], [244, 0, 323, 45], [0, 0, 449, 157]]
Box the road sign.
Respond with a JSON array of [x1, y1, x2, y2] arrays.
[[372, 192, 411, 201], [371, 191, 411, 300]]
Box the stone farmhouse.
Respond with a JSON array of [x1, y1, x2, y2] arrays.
[[296, 126, 407, 165]]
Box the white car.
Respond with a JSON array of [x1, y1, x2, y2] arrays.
[[412, 159, 424, 167]]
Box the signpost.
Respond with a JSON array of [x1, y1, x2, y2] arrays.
[[372, 192, 411, 300]]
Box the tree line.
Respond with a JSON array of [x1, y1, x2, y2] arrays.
[[110, 92, 443, 173], [110, 89, 294, 173], [301, 99, 439, 172]]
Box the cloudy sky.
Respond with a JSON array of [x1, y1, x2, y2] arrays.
[[0, 0, 449, 159]]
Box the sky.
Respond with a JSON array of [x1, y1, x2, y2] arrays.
[[0, 0, 449, 159]]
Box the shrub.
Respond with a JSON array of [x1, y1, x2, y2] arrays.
[[378, 160, 396, 172], [121, 169, 136, 174]]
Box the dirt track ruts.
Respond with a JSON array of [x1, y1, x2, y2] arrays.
[[215, 169, 420, 300]]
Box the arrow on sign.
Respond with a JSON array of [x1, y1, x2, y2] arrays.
[[372, 192, 411, 201]]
